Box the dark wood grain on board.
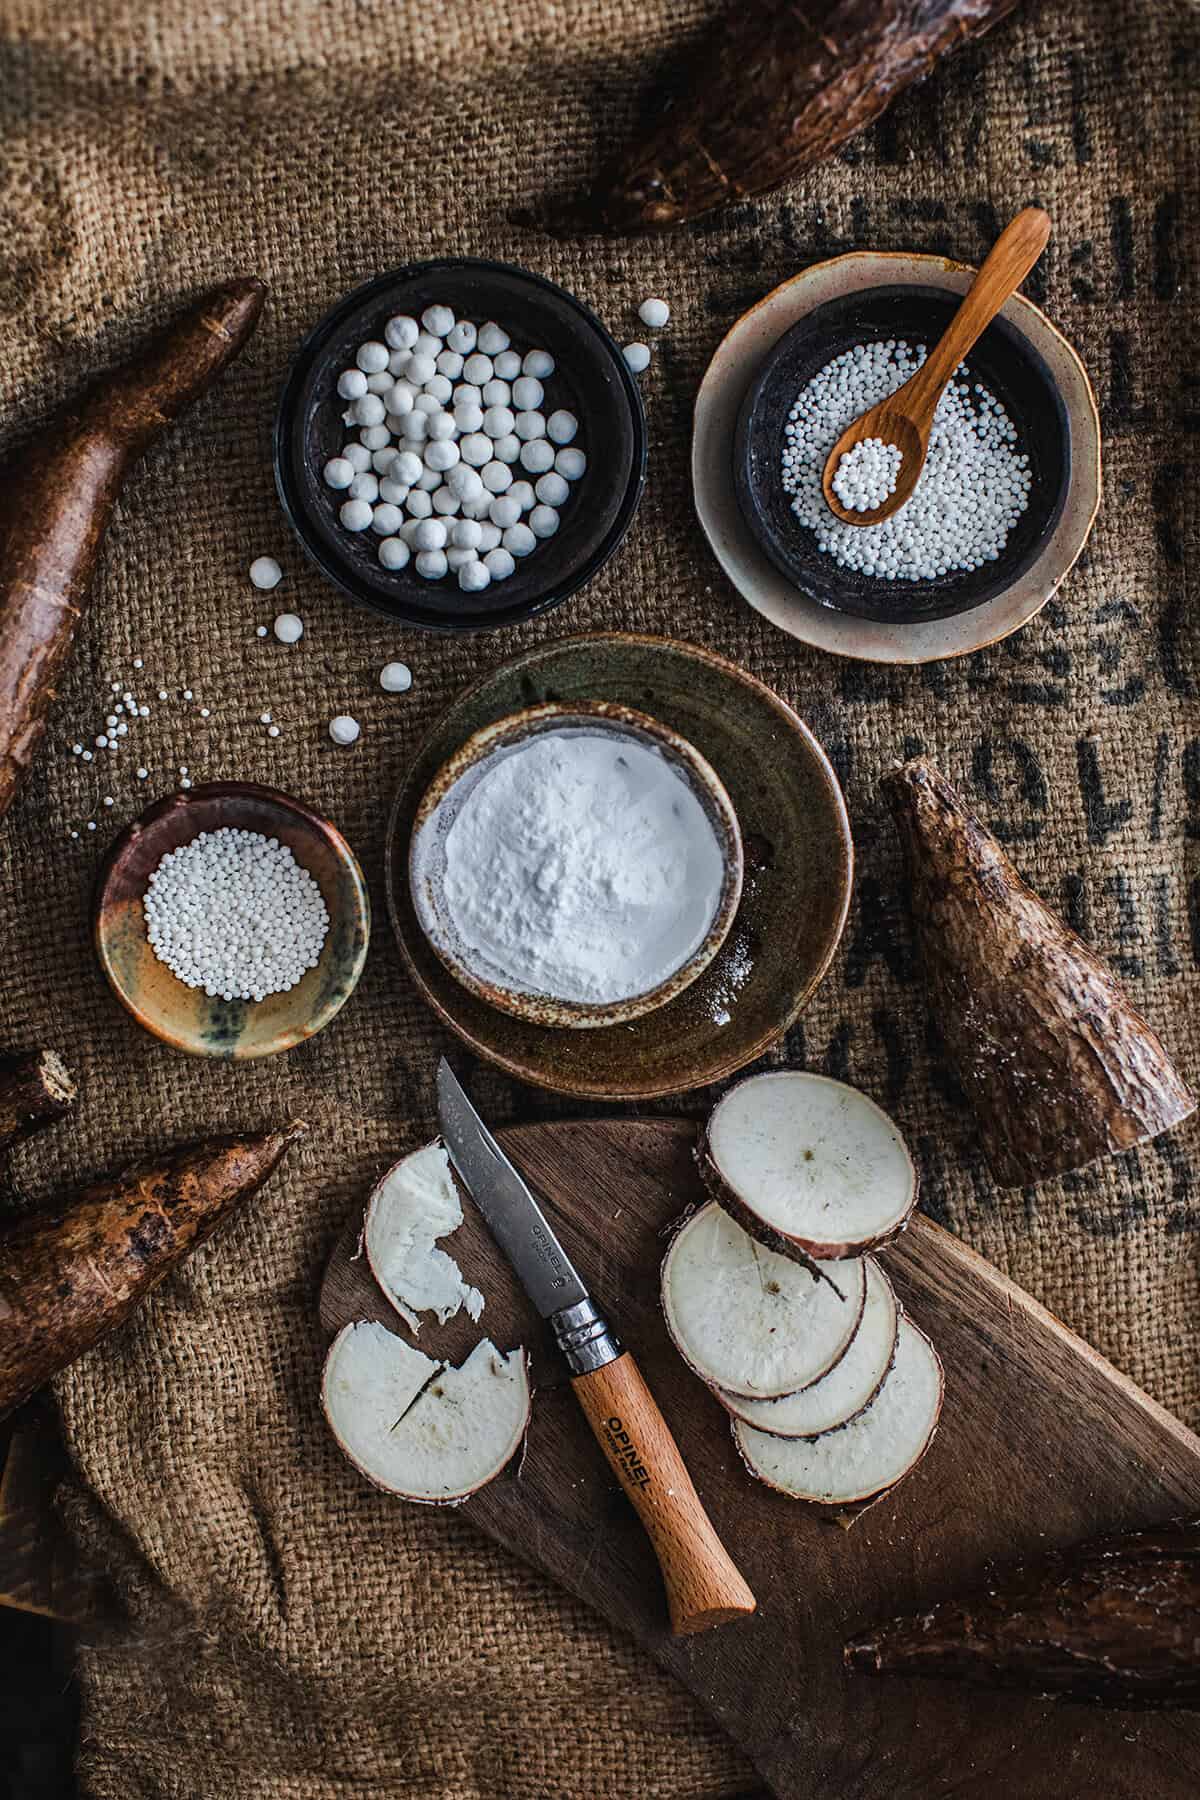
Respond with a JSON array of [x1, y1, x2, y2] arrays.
[[321, 1119, 1200, 1799]]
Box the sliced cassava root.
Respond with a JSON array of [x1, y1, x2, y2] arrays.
[[0, 276, 266, 825], [885, 758, 1196, 1188], [322, 1321, 530, 1505], [0, 1121, 304, 1419], [0, 1048, 76, 1159], [563, 0, 1022, 233], [735, 1317, 943, 1507], [721, 1257, 899, 1439], [699, 1071, 916, 1261], [364, 1142, 484, 1334], [661, 1201, 866, 1400]]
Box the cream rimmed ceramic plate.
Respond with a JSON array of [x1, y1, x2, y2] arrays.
[[693, 252, 1101, 665]]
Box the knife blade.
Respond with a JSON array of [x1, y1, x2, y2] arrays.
[[437, 1058, 756, 1636]]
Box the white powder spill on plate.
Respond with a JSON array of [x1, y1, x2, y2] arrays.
[[412, 728, 727, 1005]]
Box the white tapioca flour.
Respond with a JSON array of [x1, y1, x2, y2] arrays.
[[419, 728, 727, 1004]]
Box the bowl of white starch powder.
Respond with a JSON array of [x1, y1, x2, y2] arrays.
[[733, 284, 1071, 625], [408, 703, 744, 1027]]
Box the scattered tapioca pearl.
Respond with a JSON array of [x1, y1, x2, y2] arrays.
[[523, 349, 554, 378], [638, 297, 670, 329], [338, 368, 368, 400], [416, 549, 448, 579], [380, 662, 413, 692], [329, 715, 360, 746], [96, 735, 108, 748], [529, 505, 559, 538], [379, 537, 410, 570], [72, 743, 83, 755], [340, 499, 373, 531], [535, 472, 569, 506], [70, 830, 79, 839], [274, 613, 304, 643], [514, 410, 545, 441], [133, 658, 143, 669], [385, 316, 419, 350], [477, 322, 509, 355], [447, 320, 476, 354], [503, 522, 536, 557], [137, 768, 148, 779], [139, 705, 150, 717], [356, 341, 389, 373], [484, 546, 516, 580], [268, 724, 281, 738], [256, 626, 268, 638], [82, 750, 93, 762], [87, 821, 97, 831], [555, 447, 586, 480], [519, 439, 555, 474], [490, 494, 521, 529], [249, 556, 282, 590], [183, 690, 194, 701], [623, 342, 651, 373], [458, 558, 491, 593], [422, 304, 455, 337]]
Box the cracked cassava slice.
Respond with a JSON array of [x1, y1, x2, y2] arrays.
[[322, 1321, 530, 1505], [699, 1071, 917, 1262], [661, 1200, 866, 1400], [364, 1141, 484, 1334]]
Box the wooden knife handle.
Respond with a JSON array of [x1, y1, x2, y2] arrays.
[[571, 1351, 756, 1635]]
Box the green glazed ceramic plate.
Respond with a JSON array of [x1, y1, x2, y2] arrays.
[[385, 633, 853, 1099], [94, 781, 371, 1058]]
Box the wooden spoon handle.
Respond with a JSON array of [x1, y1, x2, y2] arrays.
[[909, 207, 1051, 412], [572, 1351, 757, 1634]]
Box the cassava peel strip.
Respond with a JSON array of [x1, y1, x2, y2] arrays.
[[885, 758, 1196, 1187], [0, 1120, 304, 1419], [0, 276, 266, 823], [0, 1049, 76, 1160], [562, 0, 1022, 233]]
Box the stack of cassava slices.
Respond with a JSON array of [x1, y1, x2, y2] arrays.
[[322, 1143, 530, 1505], [662, 1072, 944, 1517]]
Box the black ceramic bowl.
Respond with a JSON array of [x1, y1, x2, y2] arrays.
[[275, 260, 646, 634], [733, 286, 1071, 625]]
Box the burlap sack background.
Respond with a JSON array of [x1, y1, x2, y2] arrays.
[[0, 0, 1196, 1792]]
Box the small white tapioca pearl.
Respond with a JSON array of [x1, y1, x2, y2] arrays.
[[446, 463, 485, 504], [463, 352, 493, 386], [337, 368, 368, 400], [329, 714, 360, 746], [638, 297, 670, 328], [484, 546, 516, 580], [489, 494, 521, 529], [413, 332, 442, 360], [623, 342, 651, 373], [365, 370, 394, 394], [483, 405, 515, 439], [406, 487, 434, 518], [274, 613, 304, 643], [476, 322, 509, 355], [452, 518, 483, 549], [481, 378, 511, 408], [507, 480, 535, 512], [453, 383, 483, 409], [399, 519, 423, 546], [385, 315, 419, 350], [392, 449, 423, 486], [415, 548, 448, 579], [353, 392, 386, 426], [535, 471, 569, 506], [250, 555, 283, 589], [446, 320, 476, 354], [511, 376, 544, 411], [435, 349, 464, 381], [431, 486, 461, 516], [514, 410, 545, 442], [371, 503, 404, 535], [348, 472, 379, 503], [424, 373, 453, 404], [82, 750, 94, 761], [546, 409, 578, 445], [137, 766, 148, 778], [425, 438, 460, 473], [413, 517, 448, 551], [477, 521, 502, 552], [355, 340, 389, 373], [415, 464, 441, 491], [340, 499, 373, 531], [372, 448, 399, 473], [385, 381, 415, 416], [481, 460, 513, 494], [519, 438, 555, 474], [502, 522, 537, 557], [522, 349, 554, 379], [421, 304, 455, 338], [413, 393, 441, 417], [342, 442, 371, 472], [493, 349, 522, 381], [378, 536, 410, 571], [387, 348, 411, 375], [379, 478, 410, 506], [380, 661, 412, 691], [426, 411, 457, 443], [458, 557, 491, 593], [406, 352, 436, 385], [529, 504, 560, 539], [453, 401, 484, 435], [446, 544, 478, 572], [399, 411, 428, 442], [459, 433, 492, 468], [359, 424, 392, 451]]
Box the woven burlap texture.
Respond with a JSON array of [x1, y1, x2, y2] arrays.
[[1, 0, 1197, 1793]]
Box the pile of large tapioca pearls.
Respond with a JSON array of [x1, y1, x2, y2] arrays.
[[322, 307, 587, 594]]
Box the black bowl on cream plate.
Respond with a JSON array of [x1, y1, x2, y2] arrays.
[[275, 260, 646, 634]]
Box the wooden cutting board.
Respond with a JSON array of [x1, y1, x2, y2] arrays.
[[321, 1119, 1200, 1798]]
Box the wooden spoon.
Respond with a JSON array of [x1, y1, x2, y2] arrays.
[[820, 207, 1051, 528]]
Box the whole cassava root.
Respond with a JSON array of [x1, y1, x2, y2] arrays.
[[884, 758, 1195, 1188], [0, 275, 266, 824], [845, 1520, 1200, 1708], [0, 1048, 76, 1158], [0, 1121, 304, 1419], [562, 0, 1022, 233]]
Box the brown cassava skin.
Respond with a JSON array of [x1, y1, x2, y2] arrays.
[[0, 276, 267, 823], [0, 1049, 76, 1159], [0, 1121, 303, 1419], [569, 0, 1022, 233], [884, 758, 1196, 1188], [845, 1520, 1200, 1706]]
